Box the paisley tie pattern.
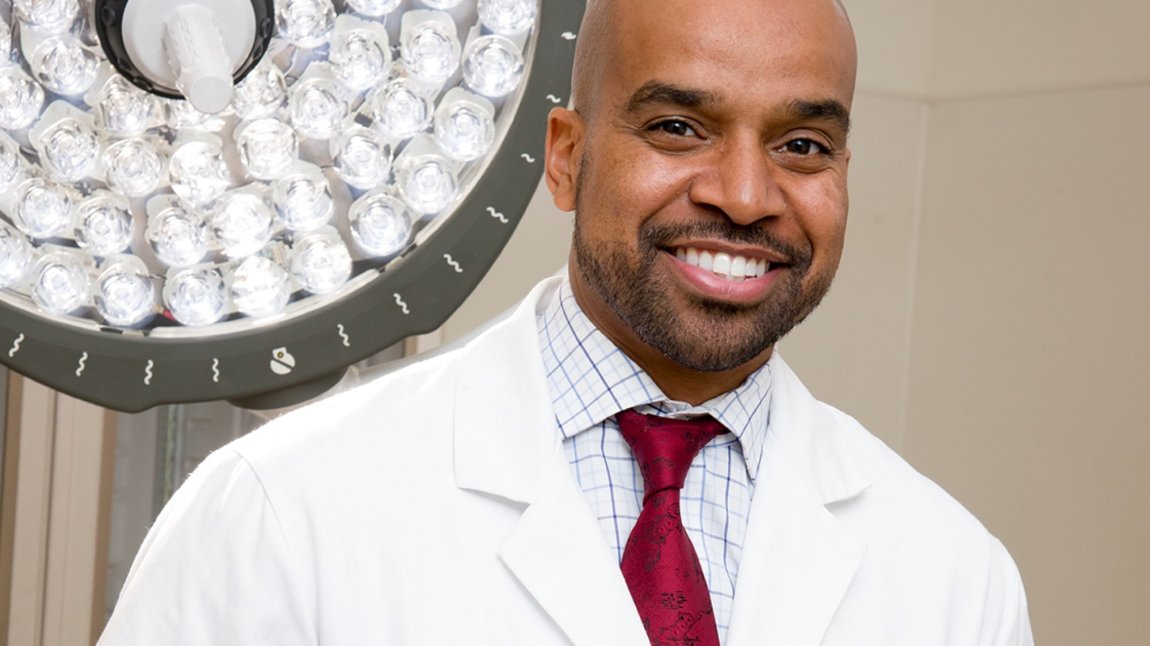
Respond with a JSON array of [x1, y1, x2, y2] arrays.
[[617, 409, 726, 646]]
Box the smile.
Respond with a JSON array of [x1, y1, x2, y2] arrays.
[[674, 247, 770, 282]]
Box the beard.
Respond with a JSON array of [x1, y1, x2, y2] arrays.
[[572, 204, 837, 374]]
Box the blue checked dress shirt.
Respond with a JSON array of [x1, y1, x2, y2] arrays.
[[536, 279, 772, 640]]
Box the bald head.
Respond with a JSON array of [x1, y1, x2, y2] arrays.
[[571, 0, 857, 124]]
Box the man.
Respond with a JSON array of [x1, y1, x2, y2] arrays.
[[100, 0, 1033, 644]]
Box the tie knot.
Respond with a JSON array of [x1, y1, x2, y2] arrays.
[[616, 409, 726, 501]]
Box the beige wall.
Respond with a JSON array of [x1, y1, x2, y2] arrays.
[[905, 84, 1150, 646], [444, 1, 1150, 643]]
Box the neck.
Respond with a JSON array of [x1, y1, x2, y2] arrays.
[[622, 344, 772, 405]]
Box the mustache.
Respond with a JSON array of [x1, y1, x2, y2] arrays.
[[638, 221, 812, 266]]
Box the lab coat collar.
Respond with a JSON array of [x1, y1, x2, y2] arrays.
[[763, 351, 872, 506], [453, 276, 648, 644], [453, 277, 875, 645], [452, 276, 565, 505], [725, 352, 872, 645]]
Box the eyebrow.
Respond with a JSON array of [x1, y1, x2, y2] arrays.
[[789, 99, 852, 136], [624, 81, 718, 113]]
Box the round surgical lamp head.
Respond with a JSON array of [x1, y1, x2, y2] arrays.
[[0, 0, 583, 412]]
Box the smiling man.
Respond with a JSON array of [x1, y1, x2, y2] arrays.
[[551, 0, 855, 406], [100, 1, 1033, 645]]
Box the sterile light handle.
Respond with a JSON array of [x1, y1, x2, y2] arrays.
[[164, 4, 233, 114]]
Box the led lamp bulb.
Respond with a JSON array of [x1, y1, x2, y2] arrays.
[[231, 255, 291, 317], [147, 198, 209, 268], [477, 0, 537, 35], [235, 118, 299, 181], [0, 226, 35, 289], [169, 138, 231, 207], [272, 164, 334, 233], [76, 192, 134, 257], [348, 191, 412, 258], [164, 265, 228, 326], [102, 137, 165, 197], [435, 89, 496, 162], [12, 177, 73, 240], [401, 11, 462, 85], [95, 256, 156, 327], [329, 16, 391, 93], [332, 125, 391, 190], [289, 71, 347, 140], [0, 67, 43, 130], [32, 250, 91, 316], [231, 62, 287, 120], [14, 0, 80, 35], [90, 75, 162, 137], [396, 139, 459, 214], [28, 35, 98, 96], [30, 102, 99, 182], [371, 77, 433, 141], [291, 229, 351, 294], [40, 119, 99, 181], [277, 0, 336, 48], [211, 191, 275, 259], [463, 35, 525, 98]]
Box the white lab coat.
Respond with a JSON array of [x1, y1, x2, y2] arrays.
[[99, 277, 1033, 646]]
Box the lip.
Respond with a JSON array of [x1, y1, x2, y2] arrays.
[[661, 248, 784, 304]]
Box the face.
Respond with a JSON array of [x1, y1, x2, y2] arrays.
[[547, 0, 857, 378]]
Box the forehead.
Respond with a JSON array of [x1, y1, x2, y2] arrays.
[[595, 0, 856, 114]]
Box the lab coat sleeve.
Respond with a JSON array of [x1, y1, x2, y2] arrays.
[[982, 536, 1035, 646], [98, 447, 315, 646]]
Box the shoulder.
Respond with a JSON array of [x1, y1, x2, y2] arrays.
[[807, 402, 1032, 640], [822, 402, 995, 550], [227, 275, 563, 470], [769, 353, 1022, 588], [232, 343, 462, 466], [824, 403, 1029, 622]]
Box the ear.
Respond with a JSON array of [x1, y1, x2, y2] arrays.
[[545, 107, 584, 212]]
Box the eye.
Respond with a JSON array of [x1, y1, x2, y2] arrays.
[[781, 138, 830, 156], [649, 119, 697, 138]]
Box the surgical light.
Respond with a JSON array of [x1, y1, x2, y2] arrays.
[[0, 0, 582, 411]]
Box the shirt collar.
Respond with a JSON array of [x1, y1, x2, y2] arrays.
[[536, 278, 772, 481]]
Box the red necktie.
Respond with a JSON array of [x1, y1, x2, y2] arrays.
[[616, 409, 725, 646]]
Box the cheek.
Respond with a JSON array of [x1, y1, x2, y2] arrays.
[[579, 148, 687, 238], [786, 177, 849, 254]]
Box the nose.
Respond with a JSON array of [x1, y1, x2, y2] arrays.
[[688, 135, 785, 225]]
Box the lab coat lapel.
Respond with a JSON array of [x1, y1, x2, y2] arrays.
[[726, 355, 871, 646], [498, 451, 650, 645], [452, 278, 647, 645]]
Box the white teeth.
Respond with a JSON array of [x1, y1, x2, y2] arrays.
[[698, 250, 714, 271], [713, 252, 731, 276], [730, 256, 747, 278], [675, 246, 768, 280]]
